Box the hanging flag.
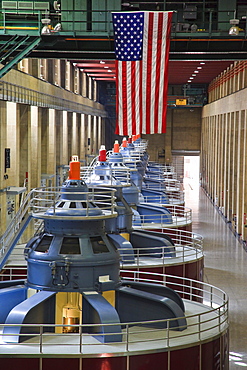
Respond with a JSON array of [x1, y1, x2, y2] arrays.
[[112, 11, 173, 136]]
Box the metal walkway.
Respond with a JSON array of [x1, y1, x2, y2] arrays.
[[0, 190, 42, 271], [0, 35, 41, 78]]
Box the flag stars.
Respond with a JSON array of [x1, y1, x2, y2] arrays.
[[113, 12, 144, 61]]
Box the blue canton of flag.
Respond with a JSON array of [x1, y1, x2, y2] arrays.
[[112, 12, 144, 61]]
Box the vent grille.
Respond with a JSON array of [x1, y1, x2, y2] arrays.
[[34, 2, 50, 10], [2, 1, 18, 9], [18, 2, 33, 9]]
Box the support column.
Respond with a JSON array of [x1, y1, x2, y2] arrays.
[[80, 114, 87, 161], [202, 117, 209, 192], [18, 105, 29, 190], [215, 115, 220, 205], [231, 112, 238, 227], [55, 110, 62, 185], [101, 117, 105, 146], [5, 102, 23, 227], [0, 101, 7, 235], [29, 106, 41, 190], [220, 114, 225, 209], [62, 111, 69, 164], [54, 59, 62, 87], [74, 67, 80, 94], [92, 115, 97, 155], [208, 116, 214, 199], [242, 110, 247, 241], [67, 112, 72, 160], [72, 112, 79, 156], [47, 109, 56, 181], [226, 112, 233, 221], [243, 61, 247, 89], [41, 109, 56, 186], [98, 116, 102, 147], [229, 65, 233, 95], [236, 110, 246, 238], [65, 61, 73, 92], [93, 80, 97, 101], [223, 113, 229, 217], [82, 72, 87, 97], [88, 78, 92, 100], [236, 61, 241, 92], [233, 61, 238, 93], [87, 115, 93, 156], [6, 102, 20, 187]]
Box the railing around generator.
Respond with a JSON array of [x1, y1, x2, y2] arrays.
[[0, 271, 228, 355]]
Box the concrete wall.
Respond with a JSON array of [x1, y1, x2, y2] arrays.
[[201, 87, 247, 242], [143, 107, 202, 163]]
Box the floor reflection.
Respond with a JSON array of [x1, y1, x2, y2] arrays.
[[184, 181, 247, 368]]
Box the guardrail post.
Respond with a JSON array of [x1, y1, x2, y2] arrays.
[[167, 320, 170, 347], [126, 324, 129, 352], [137, 248, 140, 266], [198, 315, 201, 341], [53, 191, 56, 215], [210, 287, 213, 307], [39, 325, 43, 354], [218, 307, 221, 332], [79, 325, 83, 353]]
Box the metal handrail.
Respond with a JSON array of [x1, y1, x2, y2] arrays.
[[141, 188, 184, 204], [0, 186, 117, 268], [81, 164, 132, 187], [120, 242, 203, 265], [0, 80, 106, 117], [32, 187, 117, 217], [1, 6, 247, 39], [0, 190, 34, 254], [134, 205, 192, 227], [0, 271, 228, 354], [0, 228, 203, 279], [144, 176, 181, 190]]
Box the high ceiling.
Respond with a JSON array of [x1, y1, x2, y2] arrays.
[[74, 60, 234, 85]]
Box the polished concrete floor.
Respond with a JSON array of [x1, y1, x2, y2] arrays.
[[184, 179, 247, 369]]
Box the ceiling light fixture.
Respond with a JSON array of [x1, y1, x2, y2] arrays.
[[229, 11, 240, 35]]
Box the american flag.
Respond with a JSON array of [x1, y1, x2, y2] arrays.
[[112, 11, 173, 136]]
